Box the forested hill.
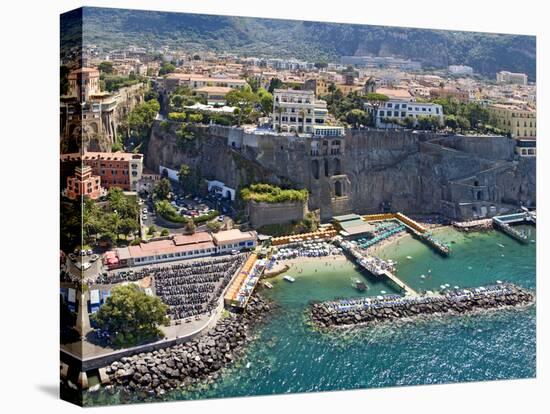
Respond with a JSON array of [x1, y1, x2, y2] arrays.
[[78, 7, 536, 80]]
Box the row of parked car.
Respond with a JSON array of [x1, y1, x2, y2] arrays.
[[170, 196, 217, 219]]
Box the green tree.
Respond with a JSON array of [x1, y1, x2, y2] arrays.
[[187, 113, 203, 123], [185, 219, 196, 234], [345, 109, 368, 128], [168, 112, 186, 121], [160, 229, 170, 236], [225, 89, 259, 125], [257, 88, 273, 115], [206, 220, 222, 233], [92, 284, 169, 347], [120, 217, 139, 239], [178, 164, 191, 191], [158, 62, 176, 76], [153, 178, 172, 200], [98, 61, 114, 74], [417, 115, 441, 131], [267, 78, 283, 93]]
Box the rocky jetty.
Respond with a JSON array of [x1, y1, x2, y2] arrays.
[[310, 283, 534, 328], [104, 295, 272, 397]]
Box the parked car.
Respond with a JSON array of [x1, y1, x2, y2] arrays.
[[230, 249, 239, 255], [217, 215, 224, 222]]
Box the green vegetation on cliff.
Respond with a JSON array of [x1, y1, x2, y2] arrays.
[[241, 183, 308, 204]]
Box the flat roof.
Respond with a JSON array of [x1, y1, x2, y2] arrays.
[[61, 152, 143, 162], [333, 214, 362, 223], [212, 229, 257, 244]]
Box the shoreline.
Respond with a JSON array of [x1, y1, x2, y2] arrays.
[[76, 293, 274, 402]]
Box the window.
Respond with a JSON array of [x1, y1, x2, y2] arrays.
[[379, 110, 385, 117], [387, 103, 393, 108]]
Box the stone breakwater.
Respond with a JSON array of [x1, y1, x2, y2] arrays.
[[309, 283, 534, 328], [103, 295, 272, 397]]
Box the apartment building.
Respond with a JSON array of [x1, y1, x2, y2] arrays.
[[272, 89, 328, 133], [61, 151, 144, 191], [373, 100, 444, 128], [488, 103, 536, 138], [496, 71, 528, 86]]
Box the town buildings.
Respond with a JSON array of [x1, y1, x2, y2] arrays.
[[272, 89, 328, 133]]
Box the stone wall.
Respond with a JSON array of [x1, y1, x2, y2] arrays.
[[247, 200, 307, 228]]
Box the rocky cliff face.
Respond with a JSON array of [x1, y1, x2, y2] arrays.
[[146, 123, 536, 221]]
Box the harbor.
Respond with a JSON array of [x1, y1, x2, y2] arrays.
[[84, 224, 536, 405]]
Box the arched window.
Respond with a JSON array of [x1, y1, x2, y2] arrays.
[[335, 181, 343, 197], [324, 159, 329, 177], [333, 158, 341, 175], [311, 160, 319, 180]]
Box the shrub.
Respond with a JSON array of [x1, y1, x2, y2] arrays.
[[193, 210, 220, 224], [240, 183, 308, 203]]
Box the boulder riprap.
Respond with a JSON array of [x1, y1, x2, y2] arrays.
[[309, 283, 534, 329], [105, 294, 272, 396]]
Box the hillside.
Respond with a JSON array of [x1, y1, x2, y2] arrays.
[[74, 7, 535, 79]]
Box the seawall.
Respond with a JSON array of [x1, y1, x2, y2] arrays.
[[309, 283, 534, 328]]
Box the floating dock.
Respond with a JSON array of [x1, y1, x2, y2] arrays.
[[336, 238, 417, 296], [492, 211, 535, 244]]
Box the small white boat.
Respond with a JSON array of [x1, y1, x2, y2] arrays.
[[263, 281, 274, 289], [496, 280, 503, 284], [498, 243, 505, 248], [381, 290, 387, 294], [454, 286, 459, 289], [283, 275, 296, 283], [420, 274, 426, 279], [406, 256, 413, 260]]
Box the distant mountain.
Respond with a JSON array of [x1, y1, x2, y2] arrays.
[[74, 7, 535, 80]]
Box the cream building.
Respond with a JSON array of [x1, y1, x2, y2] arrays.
[[488, 103, 536, 138]]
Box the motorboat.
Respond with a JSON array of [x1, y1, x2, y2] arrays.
[[263, 281, 274, 289], [352, 279, 368, 292], [283, 275, 296, 283]]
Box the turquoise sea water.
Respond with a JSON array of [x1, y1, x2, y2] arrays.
[[88, 226, 536, 405]]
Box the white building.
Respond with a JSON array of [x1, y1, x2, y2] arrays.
[[272, 89, 328, 133], [496, 71, 528, 85], [207, 180, 236, 201], [373, 100, 444, 128], [449, 65, 474, 75]]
